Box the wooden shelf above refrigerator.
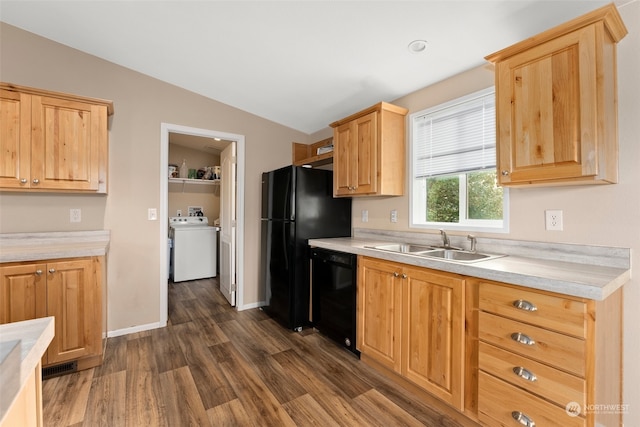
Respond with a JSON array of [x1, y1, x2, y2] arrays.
[[292, 137, 334, 167]]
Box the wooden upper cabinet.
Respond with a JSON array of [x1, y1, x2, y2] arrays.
[[0, 83, 113, 193], [485, 4, 627, 186], [331, 102, 407, 197]]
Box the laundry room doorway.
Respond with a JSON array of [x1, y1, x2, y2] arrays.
[[160, 123, 245, 326]]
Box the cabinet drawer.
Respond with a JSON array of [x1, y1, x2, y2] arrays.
[[479, 281, 586, 337], [479, 312, 585, 377], [478, 371, 585, 427], [479, 341, 585, 408]]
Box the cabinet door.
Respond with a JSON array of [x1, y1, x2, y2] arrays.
[[403, 267, 465, 409], [496, 25, 597, 184], [333, 120, 356, 196], [0, 89, 31, 189], [333, 111, 377, 196], [357, 257, 402, 373], [352, 111, 377, 194], [0, 263, 47, 324], [31, 95, 102, 191], [45, 259, 99, 364]]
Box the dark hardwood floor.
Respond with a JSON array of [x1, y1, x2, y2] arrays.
[[42, 278, 479, 426]]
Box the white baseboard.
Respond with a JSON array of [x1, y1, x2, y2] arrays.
[[107, 303, 267, 337], [239, 301, 267, 311], [107, 321, 166, 338]]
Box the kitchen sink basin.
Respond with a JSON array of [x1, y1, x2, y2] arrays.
[[366, 243, 504, 263], [422, 249, 499, 262], [366, 243, 437, 253]]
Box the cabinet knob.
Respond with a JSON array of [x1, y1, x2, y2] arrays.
[[401, 273, 407, 279], [512, 366, 537, 382], [501, 170, 509, 176], [393, 272, 400, 277], [20, 178, 28, 184], [32, 178, 40, 185], [48, 268, 56, 274], [511, 411, 536, 427], [511, 332, 535, 346], [513, 299, 537, 312], [35, 269, 43, 276]]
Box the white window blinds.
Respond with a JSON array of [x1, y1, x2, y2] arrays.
[[413, 88, 495, 178]]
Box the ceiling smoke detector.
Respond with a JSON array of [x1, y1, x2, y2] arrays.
[[408, 39, 428, 54]]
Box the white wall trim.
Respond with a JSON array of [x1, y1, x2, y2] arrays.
[[160, 123, 246, 324], [107, 322, 162, 338]]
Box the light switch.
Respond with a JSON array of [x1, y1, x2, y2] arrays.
[[148, 208, 158, 221]]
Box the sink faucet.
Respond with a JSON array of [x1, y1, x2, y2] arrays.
[[467, 234, 477, 253], [440, 229, 450, 248]]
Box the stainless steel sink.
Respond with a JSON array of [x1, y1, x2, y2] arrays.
[[422, 249, 501, 262], [367, 243, 437, 253], [366, 243, 504, 263]]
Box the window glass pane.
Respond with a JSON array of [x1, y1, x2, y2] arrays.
[[426, 175, 459, 223], [467, 170, 503, 220]]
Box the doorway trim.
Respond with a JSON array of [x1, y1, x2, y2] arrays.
[[160, 123, 245, 326]]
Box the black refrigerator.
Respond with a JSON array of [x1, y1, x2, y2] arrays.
[[260, 165, 352, 331]]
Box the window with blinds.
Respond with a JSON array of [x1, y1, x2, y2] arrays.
[[413, 88, 496, 179], [410, 87, 508, 232]]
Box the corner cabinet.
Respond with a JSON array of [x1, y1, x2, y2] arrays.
[[0, 257, 105, 370], [357, 256, 465, 409], [330, 102, 407, 197], [485, 4, 627, 186], [0, 83, 113, 194]]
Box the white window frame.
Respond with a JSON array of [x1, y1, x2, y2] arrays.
[[409, 87, 509, 233]]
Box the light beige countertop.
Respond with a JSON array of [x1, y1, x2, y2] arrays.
[[0, 317, 54, 424], [309, 229, 631, 301], [0, 230, 110, 263]]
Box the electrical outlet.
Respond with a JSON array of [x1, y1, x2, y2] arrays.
[[361, 210, 368, 223], [390, 209, 398, 223], [148, 208, 158, 221], [70, 208, 81, 223], [177, 209, 182, 217], [545, 210, 563, 231]]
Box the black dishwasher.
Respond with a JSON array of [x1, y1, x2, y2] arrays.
[[310, 248, 359, 356]]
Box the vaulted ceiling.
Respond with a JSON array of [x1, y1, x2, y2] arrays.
[[0, 0, 621, 134]]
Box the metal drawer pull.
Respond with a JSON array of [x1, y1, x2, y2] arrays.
[[49, 268, 56, 274], [511, 411, 535, 427], [513, 299, 537, 312], [35, 269, 43, 276], [513, 366, 537, 382], [511, 332, 535, 346]]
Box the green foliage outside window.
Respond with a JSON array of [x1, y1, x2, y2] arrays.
[[426, 170, 502, 223]]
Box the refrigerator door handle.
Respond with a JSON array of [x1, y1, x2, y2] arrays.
[[282, 222, 289, 270]]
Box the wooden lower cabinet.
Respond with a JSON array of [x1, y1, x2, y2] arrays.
[[0, 362, 44, 427], [474, 279, 623, 427], [0, 257, 104, 369], [357, 256, 465, 410]]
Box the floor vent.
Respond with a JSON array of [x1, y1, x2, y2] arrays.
[[42, 361, 78, 380]]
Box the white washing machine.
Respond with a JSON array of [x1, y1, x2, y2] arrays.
[[169, 216, 219, 282]]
